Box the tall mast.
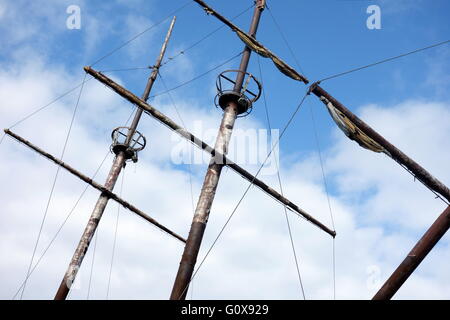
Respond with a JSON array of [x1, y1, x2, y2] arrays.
[[54, 17, 177, 300], [170, 0, 267, 300]]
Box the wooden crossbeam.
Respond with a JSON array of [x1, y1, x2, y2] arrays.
[[4, 129, 186, 243]]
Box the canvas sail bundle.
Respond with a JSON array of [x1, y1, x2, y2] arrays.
[[319, 96, 388, 154], [235, 30, 307, 83], [236, 26, 387, 155]]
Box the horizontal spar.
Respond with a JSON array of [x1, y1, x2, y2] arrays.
[[310, 84, 450, 204], [84, 66, 336, 237], [4, 129, 186, 243]]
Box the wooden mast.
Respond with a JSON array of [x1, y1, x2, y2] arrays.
[[169, 0, 267, 300]]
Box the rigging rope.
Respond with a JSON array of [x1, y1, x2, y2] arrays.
[[257, 56, 306, 299], [7, 0, 446, 300], [158, 71, 197, 299], [264, 3, 336, 298], [11, 150, 111, 299], [100, 67, 152, 73], [318, 39, 450, 83], [149, 51, 243, 98], [0, 133, 5, 147], [5, 77, 92, 131], [106, 170, 126, 299], [157, 72, 196, 216], [332, 238, 336, 299], [19, 74, 87, 299], [308, 101, 337, 299], [4, 0, 230, 145], [393, 156, 450, 206], [266, 3, 307, 77], [160, 3, 255, 67], [177, 91, 311, 299], [2, 2, 193, 132], [89, 1, 193, 67], [94, 4, 254, 76], [11, 108, 136, 299]]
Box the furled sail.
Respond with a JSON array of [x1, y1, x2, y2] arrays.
[[235, 30, 307, 83], [319, 96, 388, 154]]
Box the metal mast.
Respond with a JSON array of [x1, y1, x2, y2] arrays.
[[54, 17, 177, 300], [170, 0, 267, 300]]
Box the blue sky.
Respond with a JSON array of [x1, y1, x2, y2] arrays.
[[0, 0, 449, 299]]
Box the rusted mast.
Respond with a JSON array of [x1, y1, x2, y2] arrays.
[[372, 205, 450, 300], [170, 0, 266, 300], [54, 17, 177, 300]]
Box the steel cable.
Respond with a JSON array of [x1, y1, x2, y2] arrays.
[[19, 74, 87, 299], [318, 40, 450, 83], [257, 55, 306, 299], [11, 108, 136, 299]]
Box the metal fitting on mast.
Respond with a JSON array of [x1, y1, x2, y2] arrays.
[[111, 127, 146, 163], [215, 70, 262, 117]]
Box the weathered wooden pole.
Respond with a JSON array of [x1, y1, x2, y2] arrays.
[[373, 205, 450, 300], [170, 0, 267, 300], [54, 17, 177, 300]]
